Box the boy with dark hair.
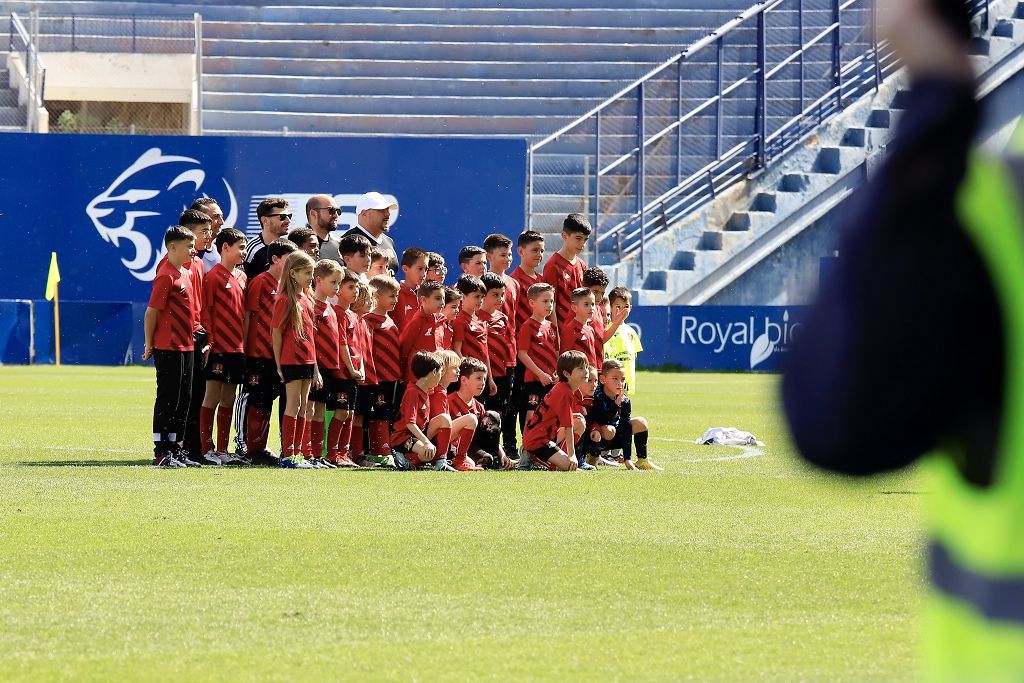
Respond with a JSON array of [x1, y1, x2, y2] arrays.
[[542, 214, 591, 329], [521, 350, 590, 471], [437, 286, 461, 348], [338, 233, 372, 282], [560, 287, 627, 368], [483, 233, 519, 329], [458, 245, 487, 278], [425, 252, 447, 283], [198, 228, 248, 466], [517, 282, 559, 438], [390, 351, 442, 470], [590, 359, 661, 471], [144, 226, 199, 468], [450, 357, 512, 469], [509, 230, 545, 448], [452, 274, 496, 396], [480, 272, 518, 456], [287, 227, 320, 261], [394, 247, 429, 330], [364, 275, 403, 460], [582, 266, 614, 368], [398, 279, 445, 382], [175, 208, 212, 466], [241, 238, 297, 466]]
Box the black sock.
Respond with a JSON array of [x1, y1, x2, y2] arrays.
[[635, 431, 649, 459]]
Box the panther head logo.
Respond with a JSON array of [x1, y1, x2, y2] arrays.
[[85, 147, 238, 281]]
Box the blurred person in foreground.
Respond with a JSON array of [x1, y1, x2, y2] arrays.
[[782, 0, 1024, 679]]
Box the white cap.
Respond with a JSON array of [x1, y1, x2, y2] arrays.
[[356, 191, 398, 215]]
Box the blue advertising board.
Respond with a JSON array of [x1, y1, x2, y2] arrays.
[[0, 133, 526, 302], [627, 306, 807, 372]]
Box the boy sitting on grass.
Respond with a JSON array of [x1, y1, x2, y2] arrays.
[[521, 350, 591, 471], [589, 359, 662, 471], [389, 351, 441, 470]]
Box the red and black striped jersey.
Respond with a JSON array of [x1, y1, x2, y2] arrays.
[[559, 317, 600, 369], [364, 312, 402, 382], [390, 383, 430, 447], [453, 310, 489, 369], [149, 259, 195, 352], [334, 306, 362, 380], [509, 266, 541, 332], [271, 294, 316, 366], [352, 316, 375, 385], [188, 256, 205, 334], [244, 271, 278, 360], [202, 263, 246, 354], [589, 305, 608, 369], [485, 310, 515, 376], [312, 299, 341, 371], [540, 252, 586, 328], [499, 273, 520, 334], [517, 317, 558, 383], [392, 281, 419, 331], [522, 381, 574, 451], [449, 391, 486, 421], [429, 385, 449, 418], [399, 310, 440, 383]]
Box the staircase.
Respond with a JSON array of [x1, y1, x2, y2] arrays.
[[615, 0, 1024, 304], [0, 66, 26, 131]]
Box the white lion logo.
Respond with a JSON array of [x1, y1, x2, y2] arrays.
[[85, 147, 238, 281]]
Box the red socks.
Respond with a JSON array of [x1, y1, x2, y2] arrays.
[[338, 417, 354, 459], [434, 427, 452, 462], [199, 406, 215, 454], [368, 420, 391, 455], [216, 406, 232, 453], [246, 407, 270, 454], [296, 417, 309, 458], [456, 428, 475, 459], [351, 422, 365, 459], [327, 418, 344, 460], [311, 420, 325, 460], [281, 415, 297, 457]]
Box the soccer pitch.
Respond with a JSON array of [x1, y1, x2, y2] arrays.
[[0, 367, 922, 682]]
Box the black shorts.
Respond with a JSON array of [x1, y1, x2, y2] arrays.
[[519, 381, 552, 413], [391, 436, 418, 455], [332, 378, 358, 411], [308, 370, 338, 407], [205, 352, 245, 384], [485, 374, 513, 411], [281, 363, 315, 383], [355, 383, 373, 417], [370, 381, 400, 422], [527, 441, 561, 470], [244, 357, 282, 411]]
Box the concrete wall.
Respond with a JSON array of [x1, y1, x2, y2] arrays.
[[42, 52, 195, 104]]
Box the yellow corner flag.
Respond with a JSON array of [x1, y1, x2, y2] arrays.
[[44, 252, 61, 365], [45, 252, 60, 301]]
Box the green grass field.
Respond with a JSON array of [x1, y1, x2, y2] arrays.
[[0, 367, 923, 682]]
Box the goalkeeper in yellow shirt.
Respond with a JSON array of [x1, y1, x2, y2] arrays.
[[603, 287, 643, 396]]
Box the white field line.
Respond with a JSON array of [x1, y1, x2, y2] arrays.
[[32, 445, 138, 455], [651, 437, 766, 463]]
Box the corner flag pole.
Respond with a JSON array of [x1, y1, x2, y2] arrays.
[[44, 252, 61, 366]]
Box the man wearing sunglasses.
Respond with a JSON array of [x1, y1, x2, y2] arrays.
[[244, 197, 292, 280], [340, 191, 399, 274], [305, 194, 344, 264]]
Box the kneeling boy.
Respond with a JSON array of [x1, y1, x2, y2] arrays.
[[590, 359, 662, 471]]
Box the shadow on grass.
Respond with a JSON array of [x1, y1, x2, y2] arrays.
[[18, 460, 152, 467]]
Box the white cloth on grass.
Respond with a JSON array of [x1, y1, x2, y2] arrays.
[[695, 427, 764, 447]]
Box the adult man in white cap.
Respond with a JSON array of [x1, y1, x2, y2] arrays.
[[340, 191, 399, 273]]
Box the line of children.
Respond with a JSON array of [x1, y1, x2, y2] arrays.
[[147, 210, 663, 472]]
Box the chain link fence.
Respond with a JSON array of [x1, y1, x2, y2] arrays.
[[47, 100, 189, 135]]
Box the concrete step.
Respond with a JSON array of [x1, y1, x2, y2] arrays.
[[201, 20, 712, 45]]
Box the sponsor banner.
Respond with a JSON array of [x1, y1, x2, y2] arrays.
[[628, 306, 808, 372], [0, 133, 526, 301]]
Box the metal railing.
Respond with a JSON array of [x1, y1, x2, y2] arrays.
[[7, 12, 46, 132], [528, 0, 991, 274], [31, 14, 197, 54]]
